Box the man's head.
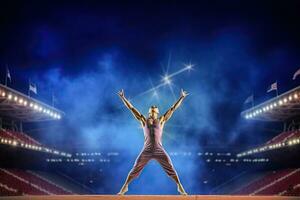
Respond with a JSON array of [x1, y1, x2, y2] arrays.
[[148, 105, 159, 119]]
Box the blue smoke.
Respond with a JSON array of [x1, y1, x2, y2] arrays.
[[19, 26, 292, 194]]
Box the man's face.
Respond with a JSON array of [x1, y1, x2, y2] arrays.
[[148, 107, 159, 119]]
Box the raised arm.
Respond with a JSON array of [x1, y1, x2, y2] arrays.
[[118, 89, 146, 126], [160, 89, 188, 124]]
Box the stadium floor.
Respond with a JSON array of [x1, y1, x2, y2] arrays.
[[1, 195, 300, 200]]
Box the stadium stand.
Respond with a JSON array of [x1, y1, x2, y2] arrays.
[[0, 182, 18, 196], [0, 168, 74, 196], [33, 171, 93, 194], [266, 130, 300, 145], [0, 129, 41, 146], [284, 184, 300, 196], [232, 168, 300, 195], [0, 84, 79, 197]]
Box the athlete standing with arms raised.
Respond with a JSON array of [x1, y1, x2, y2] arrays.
[[117, 89, 188, 195]]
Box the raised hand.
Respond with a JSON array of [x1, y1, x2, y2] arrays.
[[118, 89, 125, 98], [180, 89, 189, 98]]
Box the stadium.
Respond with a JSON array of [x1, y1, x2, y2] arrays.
[[1, 1, 300, 200]]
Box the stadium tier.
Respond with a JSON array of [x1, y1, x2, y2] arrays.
[[0, 84, 63, 122], [241, 85, 300, 121], [0, 129, 40, 146], [232, 168, 300, 196], [237, 130, 300, 157], [0, 168, 74, 196], [0, 129, 71, 157]]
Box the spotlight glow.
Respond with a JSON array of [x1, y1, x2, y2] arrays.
[[294, 93, 298, 99], [162, 75, 172, 85]]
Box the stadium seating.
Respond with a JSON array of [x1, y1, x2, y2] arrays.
[[0, 182, 18, 196], [0, 129, 41, 146], [284, 184, 300, 196], [0, 129, 15, 140], [233, 168, 300, 196], [0, 168, 46, 195], [0, 168, 73, 196], [255, 169, 300, 195], [266, 130, 300, 145], [9, 130, 41, 146]]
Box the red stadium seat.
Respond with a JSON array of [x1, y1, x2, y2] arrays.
[[233, 168, 300, 196], [0, 168, 73, 196]]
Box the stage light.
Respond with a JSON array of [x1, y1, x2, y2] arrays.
[[294, 93, 298, 99], [273, 103, 277, 107], [12, 140, 17, 146], [57, 115, 61, 119], [293, 139, 297, 144], [34, 104, 38, 110], [270, 104, 273, 109], [38, 106, 43, 112], [23, 101, 27, 106], [1, 92, 5, 97], [8, 94, 12, 100], [289, 95, 292, 101], [14, 96, 18, 101], [279, 100, 283, 105], [19, 98, 23, 104], [283, 98, 287, 103]]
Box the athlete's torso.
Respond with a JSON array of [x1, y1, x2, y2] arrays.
[[142, 117, 164, 150]]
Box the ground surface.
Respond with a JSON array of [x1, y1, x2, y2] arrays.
[[1, 195, 300, 200]]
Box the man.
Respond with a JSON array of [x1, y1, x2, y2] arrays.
[[117, 89, 188, 195]]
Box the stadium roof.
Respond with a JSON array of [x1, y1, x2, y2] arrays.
[[241, 85, 300, 122], [0, 84, 64, 122]]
